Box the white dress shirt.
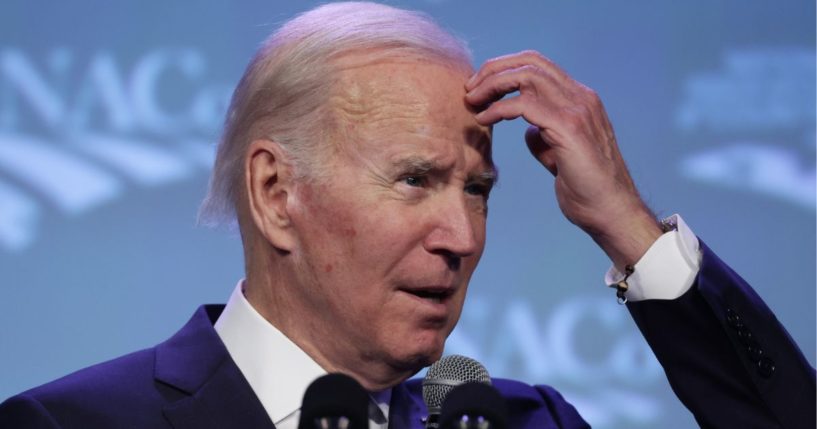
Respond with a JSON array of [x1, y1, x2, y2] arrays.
[[215, 214, 701, 428], [605, 214, 702, 301], [214, 282, 391, 429]]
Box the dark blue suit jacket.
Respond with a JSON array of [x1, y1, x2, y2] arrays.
[[1, 244, 814, 428]]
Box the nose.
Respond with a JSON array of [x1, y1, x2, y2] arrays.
[[423, 194, 481, 266]]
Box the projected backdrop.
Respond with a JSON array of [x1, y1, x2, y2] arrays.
[[1, 1, 814, 428]]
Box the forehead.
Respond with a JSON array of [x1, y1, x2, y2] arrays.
[[328, 57, 493, 166]]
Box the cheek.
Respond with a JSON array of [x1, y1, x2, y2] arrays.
[[467, 216, 488, 263], [295, 192, 396, 292], [296, 187, 360, 247]]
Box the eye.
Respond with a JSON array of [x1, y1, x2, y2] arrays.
[[401, 175, 427, 187], [464, 182, 492, 198]]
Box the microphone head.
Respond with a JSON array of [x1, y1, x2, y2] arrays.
[[298, 373, 369, 429], [439, 382, 508, 429], [422, 355, 491, 414]]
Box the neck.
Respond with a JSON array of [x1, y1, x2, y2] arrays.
[[244, 255, 416, 391]]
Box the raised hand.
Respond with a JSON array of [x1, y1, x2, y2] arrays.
[[465, 50, 662, 269]]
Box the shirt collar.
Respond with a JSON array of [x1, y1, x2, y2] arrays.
[[213, 281, 393, 426], [214, 280, 327, 424]]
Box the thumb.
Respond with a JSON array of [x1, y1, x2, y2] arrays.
[[525, 125, 558, 176]]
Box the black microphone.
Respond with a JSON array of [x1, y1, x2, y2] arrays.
[[298, 373, 369, 429], [439, 382, 508, 429], [421, 355, 492, 429]]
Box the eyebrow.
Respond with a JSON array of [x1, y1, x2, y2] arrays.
[[390, 156, 499, 184], [470, 169, 499, 186], [391, 156, 438, 174]]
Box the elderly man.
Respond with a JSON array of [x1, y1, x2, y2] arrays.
[[1, 2, 813, 429]]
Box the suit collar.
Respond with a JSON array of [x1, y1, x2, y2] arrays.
[[154, 305, 226, 394], [154, 305, 275, 429], [391, 379, 428, 428]]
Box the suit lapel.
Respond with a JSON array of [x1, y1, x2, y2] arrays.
[[390, 380, 427, 429], [162, 358, 275, 429], [154, 305, 275, 429]]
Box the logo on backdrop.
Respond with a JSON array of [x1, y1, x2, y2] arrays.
[[0, 48, 231, 251], [675, 47, 816, 209], [0, 47, 667, 428], [2, 47, 813, 253], [0, 45, 812, 428], [448, 294, 664, 426]]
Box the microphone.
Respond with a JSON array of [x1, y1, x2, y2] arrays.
[[439, 382, 508, 429], [298, 373, 369, 429], [421, 355, 491, 429]]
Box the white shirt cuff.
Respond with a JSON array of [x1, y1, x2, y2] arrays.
[[604, 214, 702, 301]]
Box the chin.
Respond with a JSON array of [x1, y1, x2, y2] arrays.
[[389, 333, 446, 371], [412, 346, 444, 368]]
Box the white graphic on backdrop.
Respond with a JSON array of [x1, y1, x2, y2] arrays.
[[676, 48, 816, 209], [0, 48, 230, 251], [447, 294, 664, 426], [680, 143, 815, 209], [3, 46, 814, 251]]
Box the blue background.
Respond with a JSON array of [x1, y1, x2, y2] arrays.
[[1, 1, 814, 428]]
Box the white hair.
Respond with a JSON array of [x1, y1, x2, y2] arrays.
[[199, 1, 473, 227]]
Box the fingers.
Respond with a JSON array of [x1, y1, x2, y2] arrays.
[[465, 64, 562, 108], [471, 83, 557, 133], [465, 50, 570, 93], [466, 51, 586, 135], [473, 96, 527, 126], [467, 51, 608, 154], [525, 125, 558, 176], [464, 67, 523, 107], [468, 65, 559, 126]]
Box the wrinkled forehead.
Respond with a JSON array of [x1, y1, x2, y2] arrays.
[[327, 56, 493, 168]]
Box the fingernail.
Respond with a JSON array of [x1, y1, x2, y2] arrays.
[[466, 74, 477, 88]]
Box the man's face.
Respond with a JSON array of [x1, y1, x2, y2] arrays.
[[286, 58, 494, 374]]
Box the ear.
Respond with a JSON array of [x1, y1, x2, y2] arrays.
[[245, 139, 297, 251]]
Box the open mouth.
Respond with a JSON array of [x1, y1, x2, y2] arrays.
[[401, 288, 453, 304]]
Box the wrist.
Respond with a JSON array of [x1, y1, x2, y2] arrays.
[[592, 209, 663, 270]]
